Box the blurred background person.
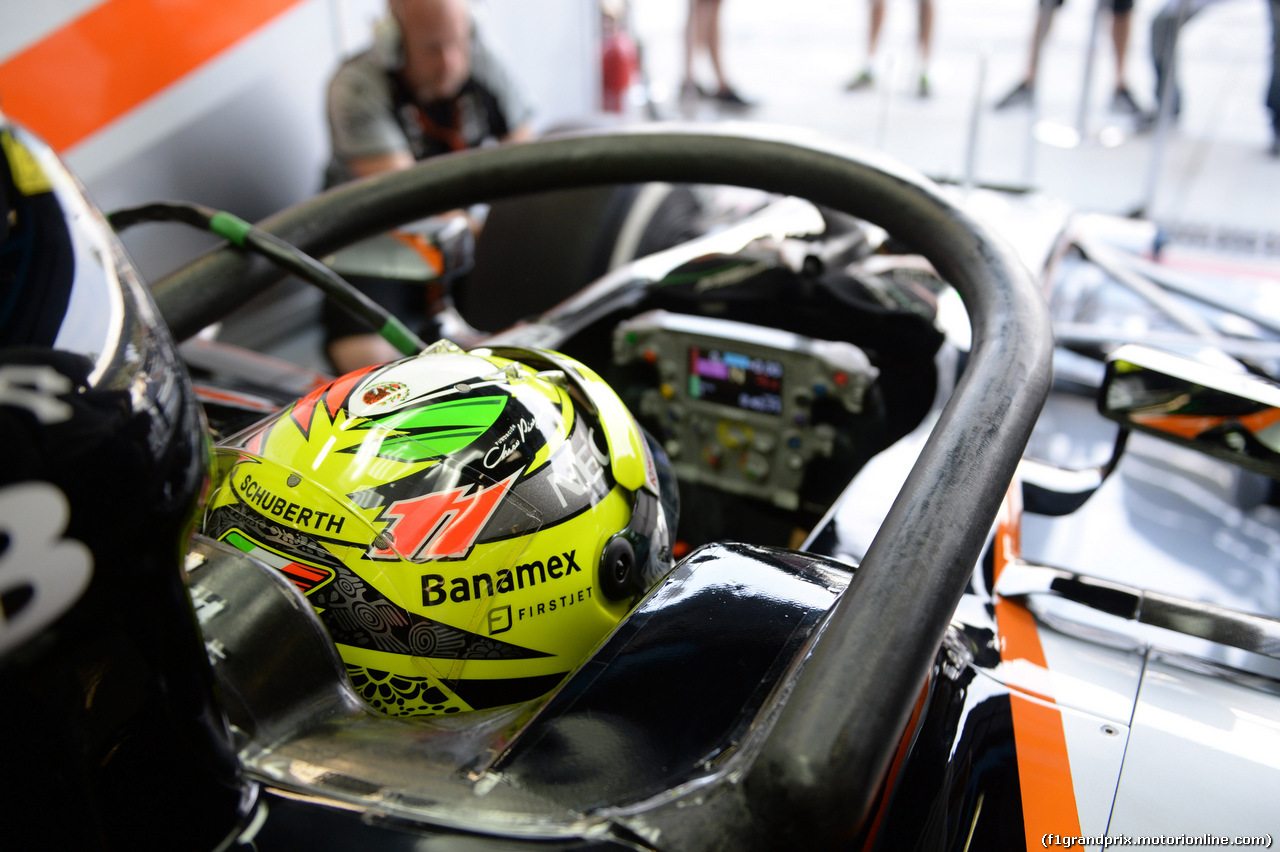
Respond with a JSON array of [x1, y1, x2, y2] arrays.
[[682, 0, 753, 106], [844, 0, 936, 97], [995, 0, 1144, 115], [323, 0, 534, 372], [1143, 0, 1280, 155], [1144, 0, 1223, 130], [1271, 0, 1279, 154]]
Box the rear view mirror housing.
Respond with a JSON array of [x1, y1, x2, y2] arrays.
[[1099, 344, 1280, 480]]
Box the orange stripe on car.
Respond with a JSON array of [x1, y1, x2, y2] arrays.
[[0, 0, 305, 152], [1133, 406, 1280, 441], [859, 683, 929, 850], [194, 385, 280, 412], [992, 482, 1083, 848]]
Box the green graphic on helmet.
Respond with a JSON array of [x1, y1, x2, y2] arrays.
[[204, 341, 677, 717], [364, 394, 507, 463]]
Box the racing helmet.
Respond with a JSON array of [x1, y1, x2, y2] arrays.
[[204, 341, 677, 717]]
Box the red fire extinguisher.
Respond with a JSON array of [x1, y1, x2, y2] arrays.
[[601, 3, 640, 113]]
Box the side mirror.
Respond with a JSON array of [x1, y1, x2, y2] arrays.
[[1099, 344, 1280, 480]]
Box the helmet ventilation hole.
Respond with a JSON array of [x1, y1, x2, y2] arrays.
[[599, 536, 637, 601]]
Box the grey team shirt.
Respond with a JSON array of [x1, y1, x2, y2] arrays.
[[325, 15, 533, 185]]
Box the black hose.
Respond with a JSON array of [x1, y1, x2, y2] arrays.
[[109, 202, 425, 357]]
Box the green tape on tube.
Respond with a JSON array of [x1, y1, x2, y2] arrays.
[[380, 317, 422, 356], [209, 211, 253, 247]]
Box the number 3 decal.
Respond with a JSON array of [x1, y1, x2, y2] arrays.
[[0, 482, 93, 656]]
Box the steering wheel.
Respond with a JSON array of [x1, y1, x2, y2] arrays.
[[153, 123, 1053, 846]]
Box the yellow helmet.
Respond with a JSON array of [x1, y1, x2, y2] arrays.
[[204, 341, 676, 716]]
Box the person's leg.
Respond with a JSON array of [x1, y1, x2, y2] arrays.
[[1109, 3, 1142, 113], [328, 334, 402, 375], [918, 0, 934, 95], [698, 0, 751, 104], [1268, 0, 1279, 153], [869, 0, 887, 59], [1111, 9, 1131, 88], [683, 0, 708, 92], [1148, 0, 1180, 116], [918, 0, 933, 63], [704, 0, 728, 92], [996, 0, 1058, 108], [1142, 0, 1217, 128], [846, 0, 886, 89], [1025, 0, 1058, 85]]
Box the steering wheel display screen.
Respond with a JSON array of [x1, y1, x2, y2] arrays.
[[615, 310, 878, 510], [688, 347, 784, 415]]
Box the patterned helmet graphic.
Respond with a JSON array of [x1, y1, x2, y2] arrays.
[[204, 341, 676, 716]]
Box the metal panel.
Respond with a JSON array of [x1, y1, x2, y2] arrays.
[[1110, 653, 1280, 839]]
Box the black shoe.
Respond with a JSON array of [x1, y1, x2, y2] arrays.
[[1135, 108, 1180, 134], [712, 86, 754, 108], [1111, 87, 1142, 116], [995, 81, 1033, 110]]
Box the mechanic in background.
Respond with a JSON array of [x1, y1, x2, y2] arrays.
[[323, 0, 534, 373], [1139, 0, 1279, 155]]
